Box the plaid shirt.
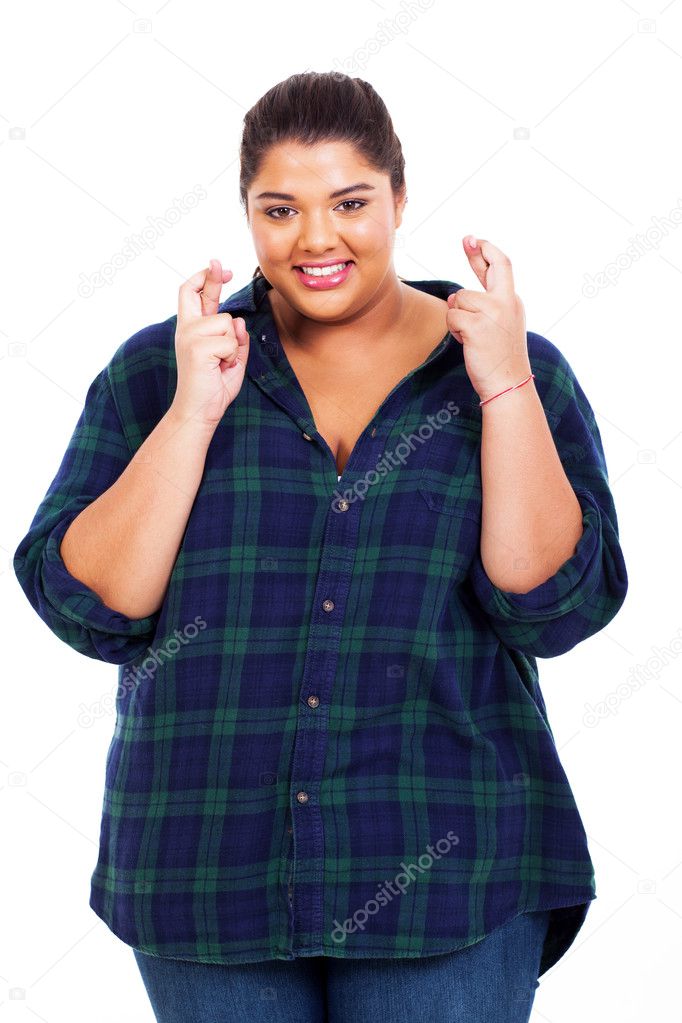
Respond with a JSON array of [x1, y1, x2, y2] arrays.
[[13, 273, 628, 976]]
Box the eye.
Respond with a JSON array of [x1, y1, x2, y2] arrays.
[[336, 200, 367, 213], [265, 206, 295, 220], [265, 199, 368, 220]]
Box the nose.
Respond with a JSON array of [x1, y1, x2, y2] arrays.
[[296, 208, 340, 255]]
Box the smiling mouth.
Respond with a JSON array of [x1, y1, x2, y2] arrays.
[[294, 260, 354, 276], [291, 262, 356, 291]]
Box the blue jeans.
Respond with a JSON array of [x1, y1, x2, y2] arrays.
[[132, 908, 551, 1023]]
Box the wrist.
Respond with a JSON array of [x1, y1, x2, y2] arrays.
[[477, 368, 534, 407], [165, 402, 220, 442], [479, 378, 540, 419]]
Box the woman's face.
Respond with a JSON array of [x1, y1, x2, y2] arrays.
[[246, 139, 406, 322]]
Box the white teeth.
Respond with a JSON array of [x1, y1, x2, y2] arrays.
[[299, 261, 349, 277]]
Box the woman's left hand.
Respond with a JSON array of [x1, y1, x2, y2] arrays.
[[446, 237, 532, 404]]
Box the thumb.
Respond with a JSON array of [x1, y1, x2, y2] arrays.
[[228, 317, 250, 367], [236, 316, 250, 345]]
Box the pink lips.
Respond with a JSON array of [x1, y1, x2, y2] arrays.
[[293, 261, 354, 290]]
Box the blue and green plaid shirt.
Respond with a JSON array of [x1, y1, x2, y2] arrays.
[[13, 273, 628, 976]]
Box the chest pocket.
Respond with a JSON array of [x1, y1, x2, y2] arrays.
[[418, 410, 483, 521]]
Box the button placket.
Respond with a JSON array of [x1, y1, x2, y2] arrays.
[[285, 431, 367, 952]]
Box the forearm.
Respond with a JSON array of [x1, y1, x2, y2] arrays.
[[60, 406, 217, 618], [478, 380, 584, 593]]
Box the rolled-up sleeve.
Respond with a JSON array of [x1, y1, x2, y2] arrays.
[[466, 351, 628, 659], [13, 367, 160, 664]]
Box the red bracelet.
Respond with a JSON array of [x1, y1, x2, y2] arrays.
[[478, 372, 535, 407]]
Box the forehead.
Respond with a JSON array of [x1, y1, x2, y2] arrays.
[[249, 140, 383, 192]]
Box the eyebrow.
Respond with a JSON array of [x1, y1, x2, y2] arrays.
[[254, 182, 377, 202]]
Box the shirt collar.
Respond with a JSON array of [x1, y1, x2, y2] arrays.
[[218, 275, 263, 315]]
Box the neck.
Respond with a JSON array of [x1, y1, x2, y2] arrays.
[[267, 271, 413, 362]]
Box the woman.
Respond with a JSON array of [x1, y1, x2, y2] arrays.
[[13, 71, 628, 1022]]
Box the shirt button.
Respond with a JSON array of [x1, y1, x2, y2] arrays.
[[322, 599, 334, 612], [302, 432, 313, 441], [307, 695, 320, 708], [336, 498, 350, 512], [296, 791, 309, 804], [287, 825, 293, 833]]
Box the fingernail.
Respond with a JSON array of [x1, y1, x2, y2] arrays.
[[467, 236, 477, 249]]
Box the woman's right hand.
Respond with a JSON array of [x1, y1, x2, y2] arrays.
[[171, 259, 250, 428]]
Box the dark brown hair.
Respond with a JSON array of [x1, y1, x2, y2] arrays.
[[239, 71, 407, 279]]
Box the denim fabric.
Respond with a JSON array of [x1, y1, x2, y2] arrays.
[[132, 909, 552, 1023]]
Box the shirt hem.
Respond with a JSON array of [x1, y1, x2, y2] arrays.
[[94, 891, 595, 978]]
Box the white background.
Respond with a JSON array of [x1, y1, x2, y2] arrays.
[[1, 0, 679, 1020]]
